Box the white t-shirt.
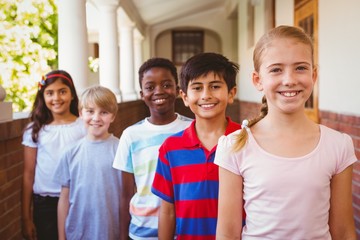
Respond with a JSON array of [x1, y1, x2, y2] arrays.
[[22, 118, 86, 197], [113, 114, 192, 240], [214, 124, 357, 240]]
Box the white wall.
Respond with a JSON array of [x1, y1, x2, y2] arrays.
[[318, 0, 360, 115]]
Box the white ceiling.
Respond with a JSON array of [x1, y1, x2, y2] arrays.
[[130, 0, 228, 25]]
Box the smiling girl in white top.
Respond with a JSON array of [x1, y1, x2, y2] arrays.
[[22, 70, 86, 240]]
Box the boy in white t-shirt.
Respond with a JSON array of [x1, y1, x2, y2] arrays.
[[112, 58, 192, 240]]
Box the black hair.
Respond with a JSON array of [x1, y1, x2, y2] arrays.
[[179, 52, 239, 93], [138, 58, 178, 87]]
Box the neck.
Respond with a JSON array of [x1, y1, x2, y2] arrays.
[[148, 111, 177, 125]]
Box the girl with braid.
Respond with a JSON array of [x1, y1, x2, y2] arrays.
[[22, 70, 86, 240], [214, 25, 356, 239]]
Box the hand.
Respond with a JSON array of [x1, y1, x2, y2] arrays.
[[22, 219, 37, 240]]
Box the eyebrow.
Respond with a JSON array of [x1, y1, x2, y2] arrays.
[[266, 61, 311, 68]]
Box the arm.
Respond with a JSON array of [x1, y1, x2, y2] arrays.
[[120, 171, 136, 240], [329, 165, 356, 239], [158, 200, 176, 239], [21, 146, 37, 240], [216, 166, 243, 240], [58, 187, 70, 240]]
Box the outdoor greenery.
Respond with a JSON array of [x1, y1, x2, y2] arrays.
[[0, 0, 58, 112]]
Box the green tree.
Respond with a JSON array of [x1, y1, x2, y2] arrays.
[[0, 0, 58, 112]]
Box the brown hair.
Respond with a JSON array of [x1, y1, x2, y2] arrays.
[[233, 25, 314, 152], [27, 70, 78, 142]]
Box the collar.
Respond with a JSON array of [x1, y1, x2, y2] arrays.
[[182, 117, 240, 148]]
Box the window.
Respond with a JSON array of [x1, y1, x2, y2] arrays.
[[172, 30, 204, 65]]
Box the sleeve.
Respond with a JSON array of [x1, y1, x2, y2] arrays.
[[335, 133, 358, 174], [151, 142, 174, 203], [22, 124, 37, 148], [53, 150, 71, 187], [112, 130, 133, 173], [214, 134, 242, 176]]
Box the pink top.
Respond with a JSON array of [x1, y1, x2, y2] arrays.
[[214, 125, 357, 239]]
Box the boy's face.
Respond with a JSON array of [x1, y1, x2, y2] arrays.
[[180, 72, 236, 121], [140, 67, 179, 117], [80, 102, 115, 141]]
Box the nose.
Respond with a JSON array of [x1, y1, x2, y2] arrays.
[[154, 85, 165, 95], [92, 112, 100, 121], [201, 87, 212, 100], [282, 70, 297, 86]]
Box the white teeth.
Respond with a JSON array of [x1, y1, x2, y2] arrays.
[[283, 92, 297, 97], [154, 99, 165, 103], [201, 104, 215, 108]]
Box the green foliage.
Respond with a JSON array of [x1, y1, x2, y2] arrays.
[[0, 0, 58, 112]]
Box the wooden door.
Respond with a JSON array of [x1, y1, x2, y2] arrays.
[[294, 0, 319, 122]]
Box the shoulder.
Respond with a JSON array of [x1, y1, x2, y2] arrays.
[[176, 114, 193, 122], [320, 125, 354, 145]]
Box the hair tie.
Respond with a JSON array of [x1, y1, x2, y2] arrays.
[[241, 119, 249, 130], [38, 73, 73, 91], [38, 75, 46, 90]]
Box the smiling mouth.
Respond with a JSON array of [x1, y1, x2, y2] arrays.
[[154, 98, 166, 104], [279, 91, 301, 97], [200, 103, 216, 109]]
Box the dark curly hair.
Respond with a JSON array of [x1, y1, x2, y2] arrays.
[[138, 58, 178, 88]]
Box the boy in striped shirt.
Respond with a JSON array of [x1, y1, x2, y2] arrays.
[[152, 52, 240, 239]]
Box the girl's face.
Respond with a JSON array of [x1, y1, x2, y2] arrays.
[[180, 72, 236, 121], [43, 79, 73, 117], [253, 38, 317, 115]]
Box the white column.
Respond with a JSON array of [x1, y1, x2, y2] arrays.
[[97, 4, 120, 98], [133, 29, 144, 99], [58, 0, 89, 94], [119, 24, 137, 101]]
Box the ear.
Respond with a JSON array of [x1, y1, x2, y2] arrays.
[[179, 89, 189, 107], [312, 66, 318, 85], [227, 87, 237, 104], [252, 71, 263, 91], [140, 90, 144, 100], [176, 85, 180, 97]]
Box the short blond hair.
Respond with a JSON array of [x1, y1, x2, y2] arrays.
[[79, 85, 118, 115]]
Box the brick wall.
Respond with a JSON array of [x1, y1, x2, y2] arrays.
[[320, 110, 360, 237], [240, 100, 360, 237], [0, 99, 240, 240], [0, 117, 30, 240]]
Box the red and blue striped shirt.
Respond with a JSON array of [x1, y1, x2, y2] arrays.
[[152, 118, 240, 239]]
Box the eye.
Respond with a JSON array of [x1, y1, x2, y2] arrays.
[[145, 86, 154, 91], [211, 84, 221, 90], [269, 67, 282, 73], [163, 83, 173, 89], [296, 65, 309, 71], [191, 86, 202, 91], [60, 89, 67, 95], [45, 91, 53, 96]]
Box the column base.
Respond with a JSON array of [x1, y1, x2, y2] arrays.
[[0, 102, 13, 123]]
